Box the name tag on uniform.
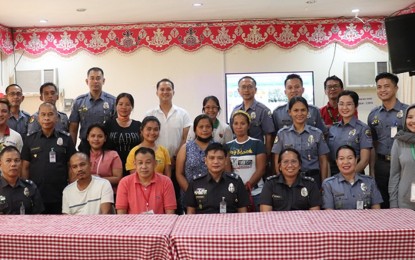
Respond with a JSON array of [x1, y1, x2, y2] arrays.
[[391, 126, 398, 138], [410, 183, 415, 202], [356, 200, 364, 210], [143, 210, 155, 214], [49, 149, 56, 163]]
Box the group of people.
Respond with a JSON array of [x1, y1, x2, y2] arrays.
[[0, 66, 413, 216]]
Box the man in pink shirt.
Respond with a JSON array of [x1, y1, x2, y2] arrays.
[[116, 147, 176, 214]]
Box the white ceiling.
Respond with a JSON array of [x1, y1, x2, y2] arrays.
[[1, 0, 414, 28]]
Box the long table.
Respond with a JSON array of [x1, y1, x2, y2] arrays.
[[0, 214, 178, 260], [170, 209, 415, 259]]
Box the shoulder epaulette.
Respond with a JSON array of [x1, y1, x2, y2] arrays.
[[193, 173, 207, 180], [225, 172, 240, 180], [266, 175, 278, 181]]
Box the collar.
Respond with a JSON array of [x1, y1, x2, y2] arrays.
[[9, 110, 25, 120], [134, 172, 157, 185], [207, 172, 224, 183], [87, 92, 103, 101], [339, 116, 357, 127], [240, 99, 258, 111], [39, 129, 58, 138], [0, 176, 25, 188], [326, 102, 337, 110], [1, 125, 11, 136], [337, 173, 363, 185], [287, 124, 311, 134], [276, 174, 303, 187], [380, 99, 404, 112]]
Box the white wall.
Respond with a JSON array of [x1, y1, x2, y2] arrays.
[[1, 42, 390, 123]]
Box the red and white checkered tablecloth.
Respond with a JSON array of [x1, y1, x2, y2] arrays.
[[0, 214, 178, 260], [170, 209, 415, 260]]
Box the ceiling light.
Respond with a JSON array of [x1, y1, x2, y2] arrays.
[[76, 8, 87, 12], [305, 0, 316, 4], [193, 3, 203, 7], [39, 19, 48, 23], [352, 9, 360, 13]]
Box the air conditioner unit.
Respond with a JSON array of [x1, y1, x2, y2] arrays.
[[344, 61, 388, 88], [15, 68, 58, 95]]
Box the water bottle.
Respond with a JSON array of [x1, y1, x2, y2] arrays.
[[219, 197, 226, 214]]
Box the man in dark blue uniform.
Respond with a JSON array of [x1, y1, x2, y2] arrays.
[[5, 84, 30, 137], [22, 102, 76, 214], [0, 146, 44, 214], [184, 143, 250, 214], [368, 72, 408, 208]]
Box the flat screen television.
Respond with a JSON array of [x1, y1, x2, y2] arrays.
[[225, 71, 314, 122]]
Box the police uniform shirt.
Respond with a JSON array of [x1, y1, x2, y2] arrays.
[[322, 173, 383, 210], [367, 99, 408, 156], [259, 174, 321, 211], [272, 103, 327, 134], [27, 111, 69, 135], [272, 124, 329, 171], [21, 130, 76, 204], [230, 100, 275, 143], [327, 117, 373, 162], [184, 172, 250, 214], [7, 110, 30, 136], [0, 177, 44, 214], [69, 91, 116, 140]]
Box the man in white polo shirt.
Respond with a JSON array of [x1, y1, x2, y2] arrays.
[[146, 78, 192, 214], [62, 152, 113, 215]]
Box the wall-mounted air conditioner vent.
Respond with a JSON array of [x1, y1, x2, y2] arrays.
[[344, 61, 388, 88], [15, 68, 58, 95]]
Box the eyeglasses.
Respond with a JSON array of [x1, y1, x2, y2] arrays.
[[326, 85, 341, 90], [203, 106, 219, 111], [239, 85, 255, 90], [7, 92, 23, 97], [280, 159, 299, 166]]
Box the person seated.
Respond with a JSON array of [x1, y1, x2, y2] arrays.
[[322, 145, 383, 210], [184, 143, 250, 214], [62, 152, 114, 215], [81, 123, 122, 192], [260, 147, 321, 211], [0, 146, 44, 214], [116, 147, 176, 214]]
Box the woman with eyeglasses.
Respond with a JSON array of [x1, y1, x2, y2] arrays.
[[389, 104, 415, 210], [260, 147, 321, 211], [322, 145, 382, 210], [327, 90, 372, 175], [187, 96, 233, 145], [272, 96, 329, 187]]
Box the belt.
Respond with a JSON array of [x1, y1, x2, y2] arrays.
[[377, 154, 391, 161]]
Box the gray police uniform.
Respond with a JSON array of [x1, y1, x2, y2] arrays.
[[184, 172, 250, 214], [367, 100, 408, 208], [327, 117, 372, 174], [27, 111, 69, 136], [259, 174, 322, 211], [69, 91, 116, 142], [7, 110, 30, 137], [230, 100, 275, 143], [0, 177, 44, 214], [272, 124, 329, 186], [322, 173, 383, 209], [21, 129, 76, 214], [272, 103, 327, 134]]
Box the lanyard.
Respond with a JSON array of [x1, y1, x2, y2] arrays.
[[96, 154, 103, 176], [139, 184, 152, 211], [327, 107, 339, 124]]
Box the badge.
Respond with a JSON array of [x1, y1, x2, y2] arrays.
[[364, 129, 372, 138], [57, 137, 63, 146], [308, 135, 314, 144], [371, 116, 379, 126], [307, 112, 311, 119], [250, 112, 256, 119], [274, 136, 279, 144], [228, 183, 235, 193], [103, 102, 109, 110], [361, 183, 367, 192], [267, 110, 272, 118], [194, 188, 207, 196], [0, 195, 5, 204], [34, 154, 38, 158], [397, 110, 403, 119], [301, 187, 308, 197], [349, 129, 356, 136], [24, 187, 30, 197], [29, 116, 35, 123]]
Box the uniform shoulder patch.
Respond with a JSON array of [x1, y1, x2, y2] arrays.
[[225, 172, 240, 180], [302, 175, 315, 182], [266, 175, 278, 181], [22, 110, 31, 117], [28, 115, 36, 124], [364, 129, 372, 137], [193, 173, 207, 180], [24, 179, 34, 185], [58, 130, 71, 136]]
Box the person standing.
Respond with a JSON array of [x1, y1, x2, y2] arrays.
[[27, 82, 69, 135], [368, 72, 408, 208], [0, 98, 23, 152], [320, 75, 358, 128], [146, 78, 192, 213], [69, 67, 116, 150], [389, 104, 415, 210], [230, 76, 275, 155], [105, 93, 141, 177], [5, 84, 30, 137], [273, 74, 327, 134], [22, 103, 76, 214], [0, 146, 44, 214]]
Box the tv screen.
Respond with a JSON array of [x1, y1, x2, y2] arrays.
[[225, 71, 314, 122]]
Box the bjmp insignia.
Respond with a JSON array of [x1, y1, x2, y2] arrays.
[[228, 183, 235, 193], [250, 112, 256, 119], [301, 187, 308, 197], [361, 183, 368, 192], [24, 187, 30, 197], [397, 110, 403, 119]]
